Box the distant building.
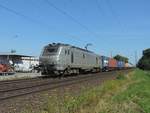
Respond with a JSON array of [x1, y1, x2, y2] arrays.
[[0, 53, 39, 72]]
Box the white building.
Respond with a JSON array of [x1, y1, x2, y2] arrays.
[[0, 53, 39, 72]]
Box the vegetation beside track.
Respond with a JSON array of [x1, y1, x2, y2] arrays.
[[138, 48, 150, 70], [23, 69, 150, 113]]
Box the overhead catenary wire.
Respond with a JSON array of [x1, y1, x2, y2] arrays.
[[105, 0, 124, 31], [95, 0, 105, 17], [0, 3, 85, 43], [44, 0, 99, 37], [0, 4, 46, 26]]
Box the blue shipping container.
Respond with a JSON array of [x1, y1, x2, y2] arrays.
[[117, 61, 125, 68]]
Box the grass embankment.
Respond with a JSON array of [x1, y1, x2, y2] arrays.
[[25, 69, 150, 113]]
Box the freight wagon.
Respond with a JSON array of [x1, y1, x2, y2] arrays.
[[40, 43, 133, 76], [108, 58, 117, 71], [101, 56, 109, 71], [117, 61, 125, 70], [102, 57, 128, 71], [125, 63, 133, 69]]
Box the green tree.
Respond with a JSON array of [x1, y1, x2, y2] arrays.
[[114, 54, 129, 63], [138, 48, 150, 70], [143, 48, 150, 57]]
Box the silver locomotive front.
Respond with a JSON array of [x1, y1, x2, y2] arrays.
[[39, 44, 63, 75]]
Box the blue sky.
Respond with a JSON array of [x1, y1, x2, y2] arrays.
[[0, 0, 150, 64]]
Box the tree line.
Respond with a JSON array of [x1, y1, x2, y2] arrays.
[[138, 48, 150, 70], [113, 54, 129, 63]]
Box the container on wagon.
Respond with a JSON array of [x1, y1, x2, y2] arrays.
[[108, 58, 117, 68], [125, 63, 133, 68], [117, 61, 125, 68], [125, 63, 129, 67], [101, 56, 109, 71]]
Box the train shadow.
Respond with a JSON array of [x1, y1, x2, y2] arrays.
[[38, 71, 99, 79], [39, 74, 80, 79]]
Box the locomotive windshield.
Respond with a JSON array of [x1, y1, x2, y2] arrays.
[[42, 47, 58, 56]]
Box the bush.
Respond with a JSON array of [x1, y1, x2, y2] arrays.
[[138, 48, 150, 70]]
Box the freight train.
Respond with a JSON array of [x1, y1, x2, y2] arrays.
[[39, 43, 132, 76], [101, 56, 132, 71]]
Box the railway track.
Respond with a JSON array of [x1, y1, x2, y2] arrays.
[[0, 77, 42, 85], [0, 70, 125, 85], [0, 69, 132, 102]]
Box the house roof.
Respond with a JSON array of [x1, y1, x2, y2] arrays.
[[0, 53, 34, 57]]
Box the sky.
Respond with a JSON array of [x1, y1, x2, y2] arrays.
[[0, 0, 150, 64]]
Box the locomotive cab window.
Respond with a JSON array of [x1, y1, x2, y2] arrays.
[[43, 47, 58, 56]]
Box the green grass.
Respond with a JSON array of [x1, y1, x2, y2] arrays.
[[112, 70, 150, 113], [23, 69, 150, 113]]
